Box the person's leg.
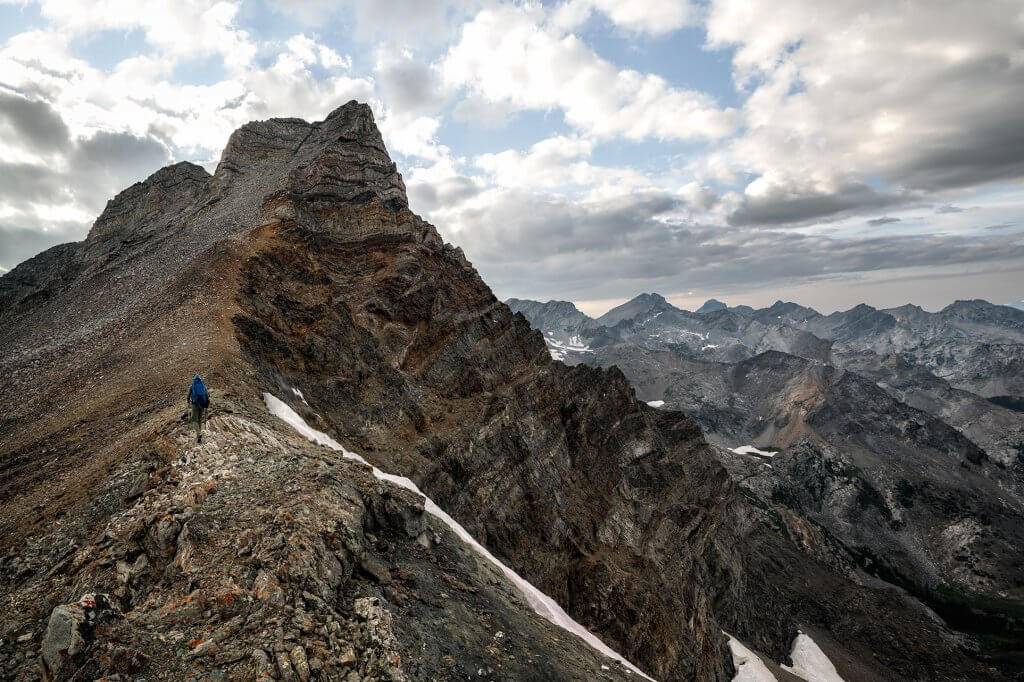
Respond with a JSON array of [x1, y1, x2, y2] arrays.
[[192, 405, 202, 442]]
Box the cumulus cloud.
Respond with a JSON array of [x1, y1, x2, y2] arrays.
[[0, 90, 69, 154], [375, 48, 445, 116], [3, 0, 1023, 312], [474, 135, 651, 194], [442, 4, 736, 141], [727, 180, 907, 227], [268, 0, 485, 47], [0, 13, 370, 156], [33, 0, 257, 69], [552, 0, 699, 36], [705, 0, 1024, 226]]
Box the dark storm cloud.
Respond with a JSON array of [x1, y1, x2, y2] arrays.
[[0, 162, 68, 203], [68, 131, 171, 212], [896, 119, 1024, 191], [0, 89, 70, 152], [0, 92, 172, 272], [727, 183, 905, 227]]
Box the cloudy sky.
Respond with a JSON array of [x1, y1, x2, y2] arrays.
[[1, 0, 1023, 314]]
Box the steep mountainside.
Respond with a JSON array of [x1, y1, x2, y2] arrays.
[[504, 298, 592, 333]]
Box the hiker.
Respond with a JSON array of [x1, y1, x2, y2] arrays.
[[187, 373, 210, 443]]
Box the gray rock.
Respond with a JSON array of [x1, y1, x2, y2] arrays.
[[40, 593, 114, 679]]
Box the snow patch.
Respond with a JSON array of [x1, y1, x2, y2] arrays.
[[731, 445, 778, 458], [544, 333, 594, 362], [646, 400, 665, 408], [726, 634, 777, 682], [291, 387, 309, 405], [263, 393, 653, 680], [782, 632, 844, 682]]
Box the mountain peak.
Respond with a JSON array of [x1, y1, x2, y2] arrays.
[[505, 298, 593, 332], [944, 298, 995, 310], [596, 292, 676, 326], [696, 298, 727, 314], [211, 100, 407, 211], [86, 161, 211, 243]]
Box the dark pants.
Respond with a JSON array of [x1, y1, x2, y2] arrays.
[[191, 404, 206, 441]]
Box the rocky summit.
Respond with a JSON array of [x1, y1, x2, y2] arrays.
[[0, 101, 1018, 682]]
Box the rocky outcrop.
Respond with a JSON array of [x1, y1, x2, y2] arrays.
[[696, 299, 728, 315], [595, 292, 677, 327], [40, 593, 117, 680], [86, 161, 210, 244], [505, 298, 593, 333], [229, 158, 738, 677]]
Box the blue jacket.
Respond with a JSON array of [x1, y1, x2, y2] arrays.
[[188, 375, 210, 408]]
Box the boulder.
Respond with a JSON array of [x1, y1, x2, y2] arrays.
[[40, 593, 115, 680]]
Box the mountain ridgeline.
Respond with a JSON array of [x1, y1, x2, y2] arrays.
[[0, 102, 1019, 681]]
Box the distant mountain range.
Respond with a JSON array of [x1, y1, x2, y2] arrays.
[[509, 295, 1024, 400], [509, 292, 1024, 674]]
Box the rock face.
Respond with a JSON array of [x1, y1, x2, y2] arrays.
[[505, 298, 592, 333], [595, 292, 676, 327], [798, 300, 1024, 399], [226, 118, 736, 678], [86, 161, 211, 244]]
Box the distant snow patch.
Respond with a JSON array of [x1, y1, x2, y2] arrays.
[[726, 634, 777, 682], [263, 393, 653, 680], [731, 445, 778, 458], [782, 632, 844, 682], [292, 387, 309, 405], [544, 332, 594, 362], [647, 400, 665, 408]]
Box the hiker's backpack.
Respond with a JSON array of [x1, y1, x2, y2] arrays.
[[191, 376, 210, 408]]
